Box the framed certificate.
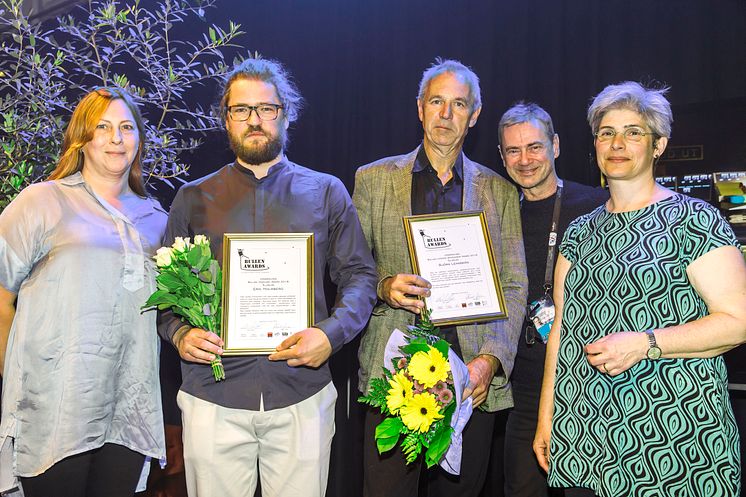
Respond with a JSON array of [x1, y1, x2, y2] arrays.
[[221, 233, 314, 354], [403, 211, 507, 326]]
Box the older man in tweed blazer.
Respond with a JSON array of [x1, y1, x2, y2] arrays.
[[353, 58, 527, 497]]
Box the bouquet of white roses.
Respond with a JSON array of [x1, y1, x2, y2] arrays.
[[359, 310, 472, 472], [143, 235, 225, 381]]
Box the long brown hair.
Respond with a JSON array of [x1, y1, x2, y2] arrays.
[[49, 87, 147, 196]]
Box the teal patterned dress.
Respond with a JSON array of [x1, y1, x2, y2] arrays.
[[548, 193, 741, 497]]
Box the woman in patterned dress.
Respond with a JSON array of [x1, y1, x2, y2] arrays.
[[533, 81, 746, 497]]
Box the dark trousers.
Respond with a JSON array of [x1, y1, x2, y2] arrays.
[[501, 391, 596, 497], [504, 402, 563, 497], [363, 406, 495, 497], [21, 443, 146, 497]]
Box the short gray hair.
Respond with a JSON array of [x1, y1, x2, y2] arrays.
[[498, 101, 555, 147], [417, 58, 482, 110], [220, 57, 303, 124], [587, 81, 672, 139]]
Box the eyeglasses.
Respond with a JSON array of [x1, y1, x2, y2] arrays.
[[594, 127, 656, 143], [228, 104, 283, 122]]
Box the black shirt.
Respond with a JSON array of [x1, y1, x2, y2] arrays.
[[411, 146, 464, 216], [410, 146, 464, 356], [511, 180, 608, 407]]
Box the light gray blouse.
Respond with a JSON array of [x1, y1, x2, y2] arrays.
[[0, 173, 166, 489]]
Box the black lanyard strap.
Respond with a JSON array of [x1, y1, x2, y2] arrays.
[[543, 179, 563, 294]]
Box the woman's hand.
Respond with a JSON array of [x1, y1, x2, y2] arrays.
[[585, 331, 648, 376], [533, 417, 552, 473]]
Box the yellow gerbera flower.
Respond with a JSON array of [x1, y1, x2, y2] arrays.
[[400, 392, 444, 433], [407, 348, 450, 389], [386, 371, 414, 414]]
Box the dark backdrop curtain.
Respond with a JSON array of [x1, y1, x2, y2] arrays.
[[168, 0, 746, 208]]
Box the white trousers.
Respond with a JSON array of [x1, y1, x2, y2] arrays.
[[177, 382, 337, 497]]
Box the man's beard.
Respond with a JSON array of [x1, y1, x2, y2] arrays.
[[228, 125, 286, 165]]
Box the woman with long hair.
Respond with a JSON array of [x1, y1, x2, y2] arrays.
[[0, 87, 166, 497]]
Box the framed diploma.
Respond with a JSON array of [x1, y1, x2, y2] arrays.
[[403, 211, 507, 326], [221, 233, 314, 354]]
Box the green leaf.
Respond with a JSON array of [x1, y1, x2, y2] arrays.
[[401, 432, 423, 464], [375, 417, 403, 454], [208, 27, 216, 42], [156, 272, 182, 289], [186, 245, 202, 267], [142, 289, 177, 307], [177, 297, 196, 308], [375, 416, 403, 440], [442, 399, 456, 425], [176, 266, 200, 286], [376, 434, 400, 454], [209, 260, 221, 285], [424, 426, 453, 468], [201, 281, 215, 295], [400, 341, 430, 355]]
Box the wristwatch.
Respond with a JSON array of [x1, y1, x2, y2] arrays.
[[645, 329, 661, 360]]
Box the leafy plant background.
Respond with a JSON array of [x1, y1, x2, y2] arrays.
[[0, 0, 246, 210]]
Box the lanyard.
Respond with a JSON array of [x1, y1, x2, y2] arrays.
[[520, 179, 564, 296], [543, 179, 563, 294]]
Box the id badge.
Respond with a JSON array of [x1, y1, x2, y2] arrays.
[[527, 295, 555, 344]]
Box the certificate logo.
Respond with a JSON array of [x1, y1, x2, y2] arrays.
[[238, 249, 269, 271], [419, 230, 451, 250]]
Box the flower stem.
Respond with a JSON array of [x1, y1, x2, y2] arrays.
[[211, 357, 225, 382]]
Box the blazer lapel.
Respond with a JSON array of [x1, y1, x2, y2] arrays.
[[462, 154, 483, 210], [391, 148, 418, 218]]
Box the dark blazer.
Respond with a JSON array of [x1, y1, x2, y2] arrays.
[[353, 147, 528, 411]]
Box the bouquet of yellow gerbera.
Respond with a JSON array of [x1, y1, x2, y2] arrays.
[[359, 310, 472, 472], [142, 235, 225, 381]]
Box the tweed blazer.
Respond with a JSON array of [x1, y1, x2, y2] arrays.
[[353, 147, 528, 412]]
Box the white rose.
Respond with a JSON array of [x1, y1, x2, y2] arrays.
[[194, 234, 209, 246], [154, 247, 173, 267], [172, 237, 187, 253]]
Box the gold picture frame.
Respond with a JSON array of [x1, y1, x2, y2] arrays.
[[221, 233, 315, 354], [403, 210, 507, 326]]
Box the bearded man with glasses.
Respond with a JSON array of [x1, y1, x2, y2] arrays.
[[158, 58, 377, 497]]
